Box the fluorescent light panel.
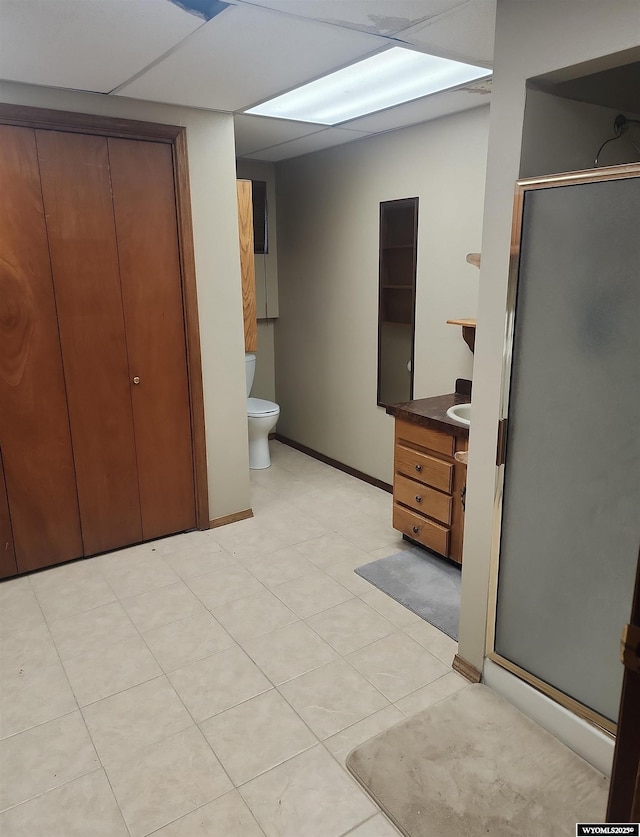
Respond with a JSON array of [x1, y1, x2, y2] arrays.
[[245, 47, 491, 125]]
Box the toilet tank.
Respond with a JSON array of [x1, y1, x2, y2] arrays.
[[245, 353, 256, 396]]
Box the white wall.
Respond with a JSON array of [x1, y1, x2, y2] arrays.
[[274, 106, 489, 483], [458, 0, 640, 763], [0, 82, 251, 522], [521, 89, 640, 177]]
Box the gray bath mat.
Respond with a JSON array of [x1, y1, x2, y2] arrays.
[[346, 684, 608, 837], [355, 547, 460, 639]]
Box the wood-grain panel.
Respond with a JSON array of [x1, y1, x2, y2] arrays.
[[395, 445, 453, 493], [36, 129, 142, 556], [108, 137, 196, 540], [0, 124, 83, 572], [0, 452, 18, 578], [393, 504, 449, 556], [394, 473, 452, 525], [395, 418, 454, 457], [237, 180, 257, 352]]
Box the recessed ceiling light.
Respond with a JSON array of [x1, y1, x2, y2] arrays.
[[244, 47, 492, 125]]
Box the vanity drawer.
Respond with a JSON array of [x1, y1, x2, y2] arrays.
[[395, 419, 455, 457], [394, 474, 452, 525], [395, 445, 453, 493], [393, 504, 450, 557]]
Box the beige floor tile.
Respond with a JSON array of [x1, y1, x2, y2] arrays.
[[0, 769, 129, 836], [107, 726, 232, 837], [0, 586, 46, 640], [292, 533, 372, 570], [337, 514, 401, 553], [240, 546, 317, 588], [306, 599, 396, 655], [342, 813, 402, 836], [0, 660, 77, 739], [0, 575, 30, 603], [249, 463, 307, 495], [273, 572, 353, 618], [395, 670, 470, 717], [27, 558, 96, 592], [121, 581, 205, 632], [359, 588, 421, 628], [62, 634, 162, 707], [367, 541, 413, 562], [346, 633, 449, 702], [201, 689, 317, 785], [100, 551, 180, 599], [212, 589, 298, 642], [152, 790, 265, 836], [0, 711, 99, 812], [163, 542, 234, 580], [143, 611, 235, 672], [186, 564, 265, 610], [323, 558, 377, 595], [212, 519, 289, 562], [263, 511, 329, 547], [82, 676, 193, 765], [402, 619, 458, 666], [151, 529, 222, 556], [240, 744, 376, 837], [278, 659, 389, 740], [0, 622, 58, 678], [34, 573, 117, 622], [324, 705, 405, 766], [47, 601, 137, 661], [242, 621, 338, 685], [169, 646, 271, 721]]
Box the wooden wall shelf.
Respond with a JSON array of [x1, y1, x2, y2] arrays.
[[447, 318, 477, 353]]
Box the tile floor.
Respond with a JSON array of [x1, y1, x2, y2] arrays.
[[0, 441, 470, 837]]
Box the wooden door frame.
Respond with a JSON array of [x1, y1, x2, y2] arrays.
[[607, 545, 640, 822], [0, 104, 209, 530]]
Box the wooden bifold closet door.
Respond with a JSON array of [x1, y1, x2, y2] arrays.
[[0, 124, 196, 575]]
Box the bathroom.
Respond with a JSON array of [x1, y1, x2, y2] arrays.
[[1, 1, 640, 830]]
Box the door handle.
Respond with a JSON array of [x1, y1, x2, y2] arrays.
[[132, 376, 140, 385]]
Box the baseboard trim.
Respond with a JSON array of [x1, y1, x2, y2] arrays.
[[274, 434, 393, 493], [209, 509, 253, 528], [452, 653, 482, 683]]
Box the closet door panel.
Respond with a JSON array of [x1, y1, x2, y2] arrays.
[[36, 130, 142, 555], [0, 452, 18, 579], [0, 124, 83, 572], [108, 138, 196, 539]]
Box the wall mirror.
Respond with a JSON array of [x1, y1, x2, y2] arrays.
[[377, 197, 418, 406]]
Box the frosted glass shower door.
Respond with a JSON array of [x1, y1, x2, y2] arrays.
[[493, 167, 640, 725]]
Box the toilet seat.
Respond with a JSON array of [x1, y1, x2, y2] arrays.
[[247, 397, 279, 418]]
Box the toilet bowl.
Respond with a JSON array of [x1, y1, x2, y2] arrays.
[[245, 353, 279, 469], [247, 397, 280, 469]]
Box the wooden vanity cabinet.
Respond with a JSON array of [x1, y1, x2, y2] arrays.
[[392, 418, 468, 564]]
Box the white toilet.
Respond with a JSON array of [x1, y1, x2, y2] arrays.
[[245, 353, 280, 469]]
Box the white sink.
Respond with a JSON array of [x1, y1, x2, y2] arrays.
[[446, 403, 471, 426]]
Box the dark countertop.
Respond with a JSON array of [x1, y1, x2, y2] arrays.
[[386, 392, 470, 437]]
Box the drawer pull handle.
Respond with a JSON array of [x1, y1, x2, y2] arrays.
[[415, 464, 422, 473], [415, 495, 422, 503], [412, 526, 420, 534]]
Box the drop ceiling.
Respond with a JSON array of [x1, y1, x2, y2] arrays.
[[0, 0, 496, 161]]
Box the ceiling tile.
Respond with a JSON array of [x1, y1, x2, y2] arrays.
[[233, 114, 324, 157], [0, 0, 204, 93], [244, 126, 372, 162], [235, 0, 461, 36], [400, 0, 496, 65], [115, 4, 385, 111]]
